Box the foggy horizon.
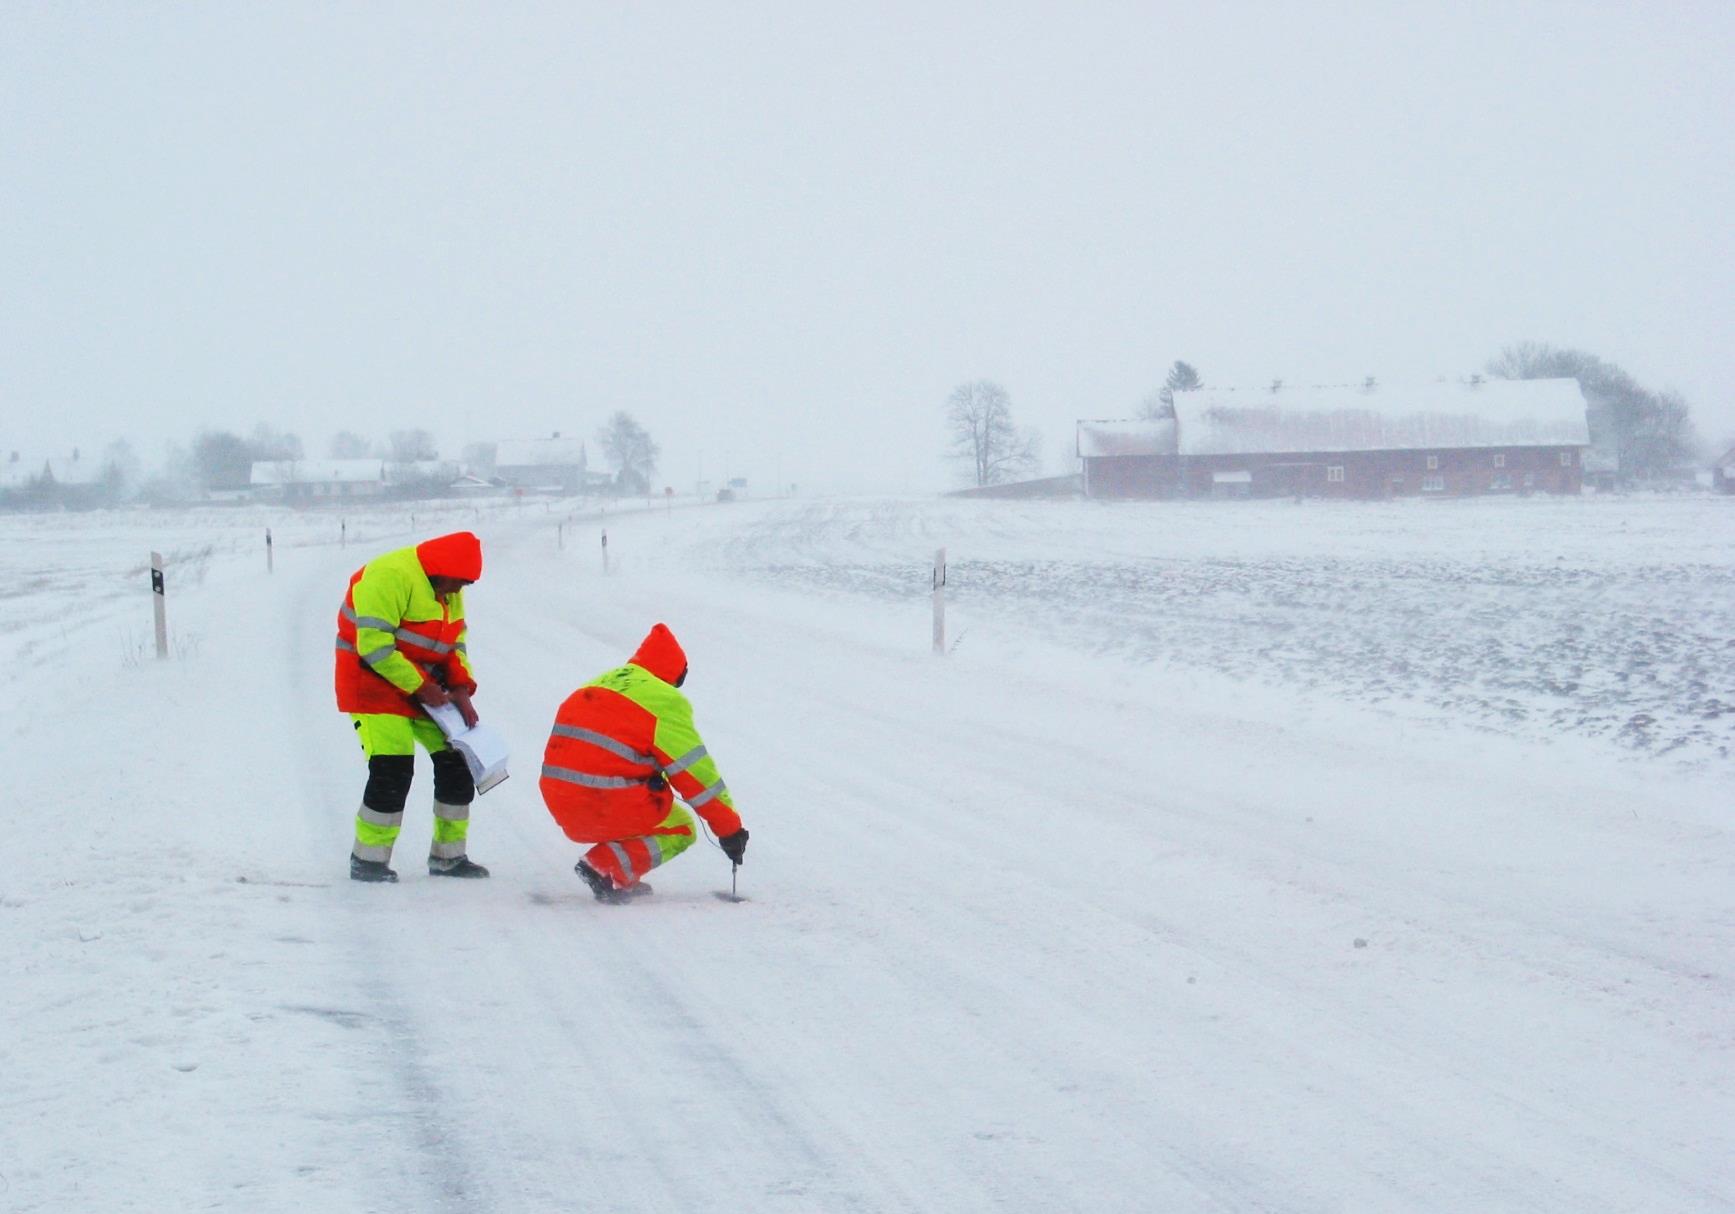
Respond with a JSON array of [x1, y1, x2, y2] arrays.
[[5, 3, 1733, 494]]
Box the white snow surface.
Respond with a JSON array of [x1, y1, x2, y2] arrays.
[[3, 494, 1732, 1212]]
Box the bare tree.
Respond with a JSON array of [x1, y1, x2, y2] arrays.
[[191, 430, 253, 489], [1486, 342, 1700, 480], [388, 429, 439, 463], [329, 430, 375, 458], [249, 423, 303, 462], [596, 411, 660, 495], [945, 380, 1038, 487]]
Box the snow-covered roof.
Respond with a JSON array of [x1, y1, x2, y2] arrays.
[[1076, 418, 1176, 458], [1172, 379, 1590, 456], [250, 459, 384, 486], [495, 437, 586, 469], [0, 454, 106, 489], [385, 460, 458, 483]]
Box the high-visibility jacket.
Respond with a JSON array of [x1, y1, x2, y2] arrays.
[[540, 623, 743, 842], [335, 532, 481, 717]]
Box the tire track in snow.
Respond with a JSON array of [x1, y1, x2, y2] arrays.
[[424, 522, 937, 1212], [279, 536, 494, 1213]]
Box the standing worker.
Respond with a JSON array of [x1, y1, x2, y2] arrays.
[[336, 531, 491, 882], [540, 623, 748, 902]]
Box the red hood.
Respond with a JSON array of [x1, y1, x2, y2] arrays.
[[416, 532, 483, 582], [628, 623, 687, 685]]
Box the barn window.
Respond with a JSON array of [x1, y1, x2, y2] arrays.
[[1493, 453, 1506, 468], [1423, 475, 1445, 492], [1327, 466, 1345, 483], [1492, 474, 1512, 491], [1559, 451, 1574, 466], [1426, 455, 1439, 470]]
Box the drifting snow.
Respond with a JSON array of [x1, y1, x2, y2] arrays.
[[2, 494, 1731, 1212]]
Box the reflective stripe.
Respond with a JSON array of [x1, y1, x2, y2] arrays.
[[335, 638, 356, 653], [665, 745, 708, 777], [541, 763, 646, 790], [455, 641, 467, 653], [607, 842, 637, 883], [358, 806, 403, 827], [432, 800, 471, 823], [361, 644, 398, 667], [689, 780, 727, 808], [429, 839, 467, 860], [396, 629, 452, 654], [343, 605, 398, 632], [550, 724, 655, 766], [352, 842, 393, 863]]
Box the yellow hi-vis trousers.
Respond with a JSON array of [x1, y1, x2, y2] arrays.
[[350, 714, 471, 864]]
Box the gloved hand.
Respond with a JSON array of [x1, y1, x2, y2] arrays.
[[415, 680, 451, 708], [450, 688, 479, 728], [719, 828, 749, 865]]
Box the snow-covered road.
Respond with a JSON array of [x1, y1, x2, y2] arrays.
[[4, 496, 1731, 1212]]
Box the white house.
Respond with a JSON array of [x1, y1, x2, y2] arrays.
[[250, 459, 386, 501]]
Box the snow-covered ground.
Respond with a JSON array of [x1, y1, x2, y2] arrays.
[[3, 494, 1731, 1212]]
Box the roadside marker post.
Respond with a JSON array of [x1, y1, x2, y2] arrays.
[[932, 547, 947, 656], [150, 551, 168, 659], [266, 528, 274, 574]]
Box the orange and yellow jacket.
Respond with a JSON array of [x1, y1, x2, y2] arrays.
[[334, 532, 481, 717], [540, 624, 743, 841]]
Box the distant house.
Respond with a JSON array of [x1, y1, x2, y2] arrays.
[[0, 449, 110, 508], [450, 474, 504, 496], [250, 459, 386, 501], [493, 433, 608, 494], [385, 460, 460, 494], [1715, 446, 1735, 495], [1077, 378, 1590, 500]]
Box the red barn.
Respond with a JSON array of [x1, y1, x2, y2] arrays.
[[1078, 379, 1589, 500]]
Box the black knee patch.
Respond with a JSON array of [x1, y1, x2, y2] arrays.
[[431, 748, 475, 805], [363, 755, 415, 813]]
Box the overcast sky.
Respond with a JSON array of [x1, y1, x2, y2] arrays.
[[4, 1, 1732, 492]]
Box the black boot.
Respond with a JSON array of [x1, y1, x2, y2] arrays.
[[350, 856, 398, 883], [575, 859, 650, 902], [575, 859, 615, 900], [429, 856, 491, 878]]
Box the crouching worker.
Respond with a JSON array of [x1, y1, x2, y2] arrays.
[[540, 623, 748, 902], [336, 531, 490, 882]]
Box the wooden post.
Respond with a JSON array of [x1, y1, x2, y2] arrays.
[[601, 529, 610, 576], [150, 551, 168, 659], [341, 518, 347, 548], [557, 522, 564, 550], [932, 547, 946, 655], [265, 527, 274, 573]]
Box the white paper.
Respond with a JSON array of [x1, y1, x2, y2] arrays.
[[423, 703, 511, 794]]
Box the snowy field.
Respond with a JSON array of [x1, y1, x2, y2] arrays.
[[3, 493, 1732, 1212]]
